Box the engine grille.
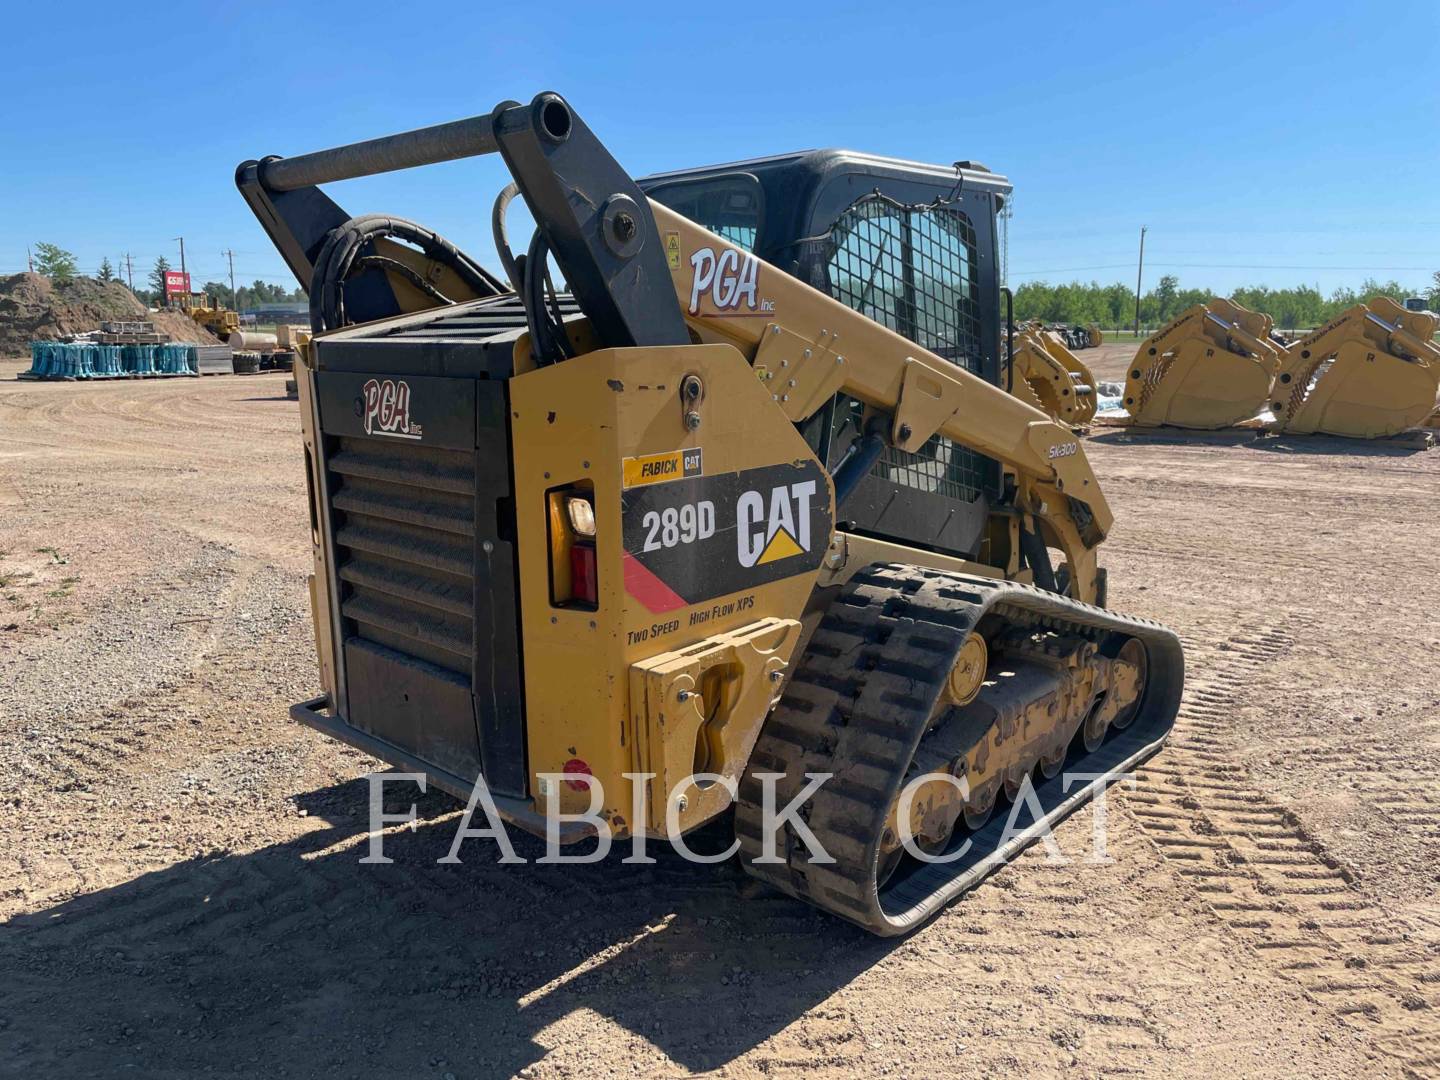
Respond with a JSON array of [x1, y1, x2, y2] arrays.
[[328, 436, 476, 679]]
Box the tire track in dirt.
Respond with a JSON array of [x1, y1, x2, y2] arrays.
[[4, 557, 268, 913], [1128, 621, 1440, 1075]]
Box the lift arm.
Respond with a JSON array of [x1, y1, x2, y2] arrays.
[[649, 202, 1113, 591]]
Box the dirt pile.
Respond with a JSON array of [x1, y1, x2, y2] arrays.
[[149, 308, 222, 345], [0, 272, 219, 355]]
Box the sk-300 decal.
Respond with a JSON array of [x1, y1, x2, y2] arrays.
[[621, 460, 832, 613]]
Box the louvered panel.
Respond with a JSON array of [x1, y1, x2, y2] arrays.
[[327, 437, 476, 681], [335, 516, 472, 577], [342, 591, 472, 666], [312, 338, 527, 796], [329, 438, 474, 494], [338, 557, 471, 617], [332, 478, 474, 536]]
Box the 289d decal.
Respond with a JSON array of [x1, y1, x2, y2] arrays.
[[640, 500, 716, 552], [621, 461, 832, 613]]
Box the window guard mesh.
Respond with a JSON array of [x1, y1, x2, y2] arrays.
[[826, 195, 989, 503]]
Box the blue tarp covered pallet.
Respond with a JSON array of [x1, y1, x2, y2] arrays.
[[25, 341, 204, 380], [121, 344, 158, 375], [155, 344, 199, 376], [26, 342, 122, 379]]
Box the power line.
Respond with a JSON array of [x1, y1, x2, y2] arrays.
[[1147, 262, 1437, 273], [1007, 263, 1136, 277], [1010, 261, 1437, 279]]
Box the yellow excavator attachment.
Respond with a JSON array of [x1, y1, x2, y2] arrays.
[[1007, 324, 1098, 429], [1268, 297, 1440, 438], [1122, 298, 1280, 429]]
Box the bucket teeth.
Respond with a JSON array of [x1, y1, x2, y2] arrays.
[[1007, 324, 1098, 430]]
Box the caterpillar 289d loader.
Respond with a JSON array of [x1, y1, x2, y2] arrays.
[[238, 93, 1183, 935]]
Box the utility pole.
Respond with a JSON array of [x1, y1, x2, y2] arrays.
[[1133, 225, 1148, 337], [124, 253, 134, 292], [27, 245, 33, 273], [223, 249, 237, 311], [173, 237, 187, 308]]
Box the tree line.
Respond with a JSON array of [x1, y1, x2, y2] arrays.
[[26, 239, 1440, 329], [26, 243, 305, 310], [1013, 273, 1440, 330]]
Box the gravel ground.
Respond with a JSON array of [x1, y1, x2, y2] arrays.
[[0, 357, 1437, 1078]]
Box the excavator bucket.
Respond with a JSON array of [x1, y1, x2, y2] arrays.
[[1268, 297, 1440, 438], [1121, 298, 1279, 429], [1007, 324, 1097, 429]]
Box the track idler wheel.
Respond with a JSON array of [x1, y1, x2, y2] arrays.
[[963, 785, 998, 831], [1109, 638, 1148, 730], [1037, 745, 1066, 780]]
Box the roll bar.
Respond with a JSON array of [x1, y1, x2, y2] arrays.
[[236, 93, 689, 349]]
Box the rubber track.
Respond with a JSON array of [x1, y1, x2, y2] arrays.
[[734, 564, 1185, 936]]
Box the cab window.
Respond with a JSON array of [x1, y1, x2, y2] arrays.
[[644, 173, 763, 252]]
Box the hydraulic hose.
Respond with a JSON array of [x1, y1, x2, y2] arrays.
[[309, 215, 506, 333]]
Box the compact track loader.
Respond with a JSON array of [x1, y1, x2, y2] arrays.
[[1007, 324, 1098, 429], [1121, 298, 1280, 429], [238, 93, 1183, 935], [1267, 298, 1440, 438]]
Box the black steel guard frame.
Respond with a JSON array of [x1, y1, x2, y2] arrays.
[[235, 92, 690, 351]]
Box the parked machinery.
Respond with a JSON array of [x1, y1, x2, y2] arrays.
[[1044, 323, 1100, 350], [237, 92, 1184, 935], [1121, 299, 1281, 429], [1007, 324, 1098, 429], [1268, 298, 1440, 438], [179, 293, 241, 340]]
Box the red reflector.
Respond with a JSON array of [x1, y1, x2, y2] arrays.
[[563, 758, 593, 791], [570, 544, 598, 606]]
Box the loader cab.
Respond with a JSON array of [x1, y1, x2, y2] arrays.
[[640, 151, 1012, 563]]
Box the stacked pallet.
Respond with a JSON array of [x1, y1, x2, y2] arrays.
[[22, 341, 201, 380], [96, 319, 165, 345]]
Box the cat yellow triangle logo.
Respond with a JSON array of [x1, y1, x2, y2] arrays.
[[757, 527, 804, 565]]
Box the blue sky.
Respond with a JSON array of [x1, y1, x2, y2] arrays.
[[4, 0, 1437, 297]]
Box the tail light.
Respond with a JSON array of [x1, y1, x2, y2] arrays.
[[569, 543, 598, 606], [547, 483, 598, 610]]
